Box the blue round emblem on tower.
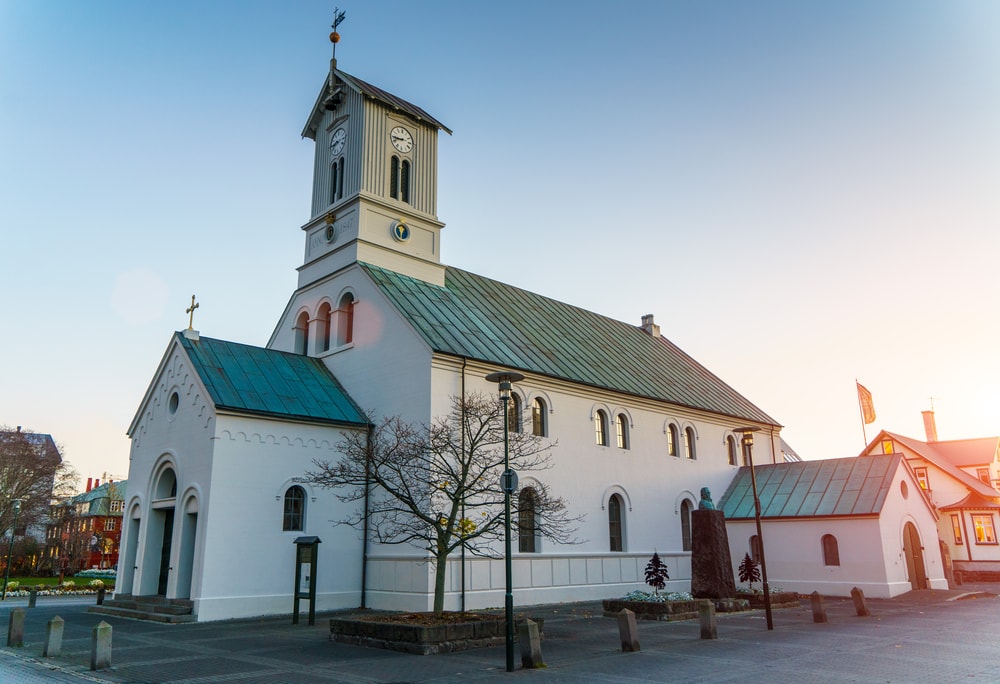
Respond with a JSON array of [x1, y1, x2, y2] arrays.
[[391, 220, 410, 242]]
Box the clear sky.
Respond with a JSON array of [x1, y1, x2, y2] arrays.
[[2, 1, 999, 483]]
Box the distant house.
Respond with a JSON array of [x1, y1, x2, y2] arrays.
[[0, 427, 62, 544], [720, 453, 947, 598], [863, 415, 1000, 581], [46, 478, 127, 574]]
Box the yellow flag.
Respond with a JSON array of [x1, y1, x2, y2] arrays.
[[857, 383, 876, 424]]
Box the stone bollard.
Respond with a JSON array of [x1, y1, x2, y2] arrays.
[[43, 616, 64, 657], [810, 591, 827, 623], [699, 600, 718, 640], [96, 587, 106, 605], [850, 586, 871, 617], [7, 607, 25, 647], [617, 608, 640, 652], [28, 587, 37, 608], [518, 618, 544, 668], [90, 621, 112, 671]]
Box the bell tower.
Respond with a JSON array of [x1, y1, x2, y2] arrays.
[[297, 13, 451, 288]]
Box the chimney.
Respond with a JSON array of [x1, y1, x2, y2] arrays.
[[86, 477, 93, 492], [922, 410, 939, 442], [640, 314, 660, 338], [94, 479, 100, 490]]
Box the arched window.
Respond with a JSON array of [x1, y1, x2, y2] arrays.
[[727, 436, 738, 466], [531, 397, 547, 437], [330, 157, 345, 203], [390, 155, 399, 199], [616, 414, 629, 450], [283, 486, 305, 531], [680, 499, 693, 551], [822, 534, 840, 566], [508, 394, 522, 433], [336, 293, 354, 346], [518, 488, 538, 553], [400, 159, 411, 203], [595, 410, 609, 447], [750, 535, 761, 564], [667, 424, 679, 457], [608, 494, 624, 551], [294, 312, 310, 355], [337, 157, 345, 200], [684, 427, 697, 459], [318, 302, 333, 352]]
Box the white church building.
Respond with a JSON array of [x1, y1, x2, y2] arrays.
[[116, 31, 791, 622]]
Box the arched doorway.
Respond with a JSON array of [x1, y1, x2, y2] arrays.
[[903, 522, 928, 590], [140, 466, 177, 596]]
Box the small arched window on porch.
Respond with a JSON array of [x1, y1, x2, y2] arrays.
[[822, 534, 840, 566], [283, 486, 306, 532], [318, 302, 333, 352]]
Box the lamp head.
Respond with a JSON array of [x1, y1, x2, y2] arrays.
[[12, 499, 21, 513], [485, 371, 525, 400], [733, 426, 760, 446]]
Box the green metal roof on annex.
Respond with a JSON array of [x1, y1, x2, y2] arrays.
[[361, 263, 777, 425], [176, 333, 368, 427], [719, 454, 904, 520]]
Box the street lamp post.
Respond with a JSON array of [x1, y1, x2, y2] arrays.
[[486, 370, 525, 673], [734, 427, 772, 630], [2, 499, 23, 601]]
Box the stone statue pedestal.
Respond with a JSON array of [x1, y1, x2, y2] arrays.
[[690, 509, 736, 599]]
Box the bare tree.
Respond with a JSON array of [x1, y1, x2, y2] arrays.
[[0, 427, 76, 543], [305, 392, 582, 613]]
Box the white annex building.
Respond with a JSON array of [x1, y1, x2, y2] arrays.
[[113, 29, 945, 622]]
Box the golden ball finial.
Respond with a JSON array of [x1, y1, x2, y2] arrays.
[[330, 31, 341, 44]]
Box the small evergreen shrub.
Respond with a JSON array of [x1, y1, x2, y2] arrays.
[[644, 551, 670, 595]]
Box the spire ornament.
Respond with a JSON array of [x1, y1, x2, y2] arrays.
[[186, 295, 200, 330]]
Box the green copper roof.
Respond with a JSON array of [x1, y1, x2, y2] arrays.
[[719, 454, 902, 520], [362, 263, 777, 425], [177, 333, 368, 427]]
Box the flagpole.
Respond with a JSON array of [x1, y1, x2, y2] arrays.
[[856, 379, 877, 448], [857, 381, 868, 447]]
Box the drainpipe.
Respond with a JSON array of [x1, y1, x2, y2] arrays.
[[460, 357, 468, 612], [360, 422, 373, 608], [769, 426, 777, 464]]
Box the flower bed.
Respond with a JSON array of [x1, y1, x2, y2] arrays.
[[743, 591, 800, 609], [603, 590, 751, 620]]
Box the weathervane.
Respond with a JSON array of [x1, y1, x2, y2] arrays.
[[330, 7, 346, 59], [186, 295, 200, 330]]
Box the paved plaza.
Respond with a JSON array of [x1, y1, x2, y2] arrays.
[[2, 588, 999, 683]]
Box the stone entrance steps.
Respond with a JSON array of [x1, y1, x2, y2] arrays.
[[89, 594, 195, 624]]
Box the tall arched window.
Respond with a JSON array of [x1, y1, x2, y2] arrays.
[[727, 436, 738, 466], [616, 414, 629, 450], [595, 410, 609, 447], [750, 535, 761, 564], [822, 534, 840, 566], [667, 424, 679, 456], [283, 486, 305, 531], [400, 159, 411, 203], [390, 155, 400, 199], [336, 293, 354, 346], [318, 302, 333, 352], [684, 427, 697, 459], [508, 394, 522, 433], [518, 488, 538, 553], [608, 494, 624, 551], [681, 499, 693, 551], [330, 157, 345, 203], [294, 312, 310, 355], [531, 397, 547, 437]]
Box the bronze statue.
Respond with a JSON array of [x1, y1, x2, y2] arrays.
[[698, 487, 716, 510]]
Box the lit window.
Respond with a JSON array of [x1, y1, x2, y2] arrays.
[[680, 499, 692, 551], [616, 414, 629, 450], [822, 534, 840, 566], [972, 515, 996, 544], [951, 514, 963, 545], [283, 486, 306, 532], [727, 436, 738, 466], [531, 398, 547, 437], [508, 394, 523, 433], [914, 467, 929, 490], [667, 424, 679, 457], [104, 519, 116, 532], [684, 427, 696, 459], [608, 494, 624, 551], [881, 438, 894, 454], [518, 488, 538, 553], [595, 410, 609, 447]]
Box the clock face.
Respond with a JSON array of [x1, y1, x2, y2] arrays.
[[329, 128, 346, 157], [390, 126, 413, 153]]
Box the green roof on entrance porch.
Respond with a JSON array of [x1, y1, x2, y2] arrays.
[[177, 332, 368, 427], [362, 262, 777, 426]]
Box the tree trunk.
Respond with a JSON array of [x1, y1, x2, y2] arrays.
[[432, 552, 448, 614]]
